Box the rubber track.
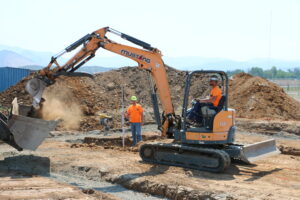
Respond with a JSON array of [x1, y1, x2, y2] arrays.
[[139, 143, 231, 173]]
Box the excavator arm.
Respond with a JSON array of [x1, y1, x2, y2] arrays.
[[26, 27, 176, 136]]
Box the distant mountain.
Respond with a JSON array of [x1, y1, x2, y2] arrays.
[[0, 50, 36, 67], [0, 45, 54, 66], [0, 46, 113, 73], [0, 44, 299, 71]]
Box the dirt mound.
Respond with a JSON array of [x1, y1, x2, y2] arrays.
[[0, 75, 33, 106], [229, 73, 300, 120], [1, 68, 299, 131], [278, 145, 300, 156]]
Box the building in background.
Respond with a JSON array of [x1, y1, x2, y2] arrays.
[[0, 67, 31, 92]]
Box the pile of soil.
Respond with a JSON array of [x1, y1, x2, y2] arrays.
[[0, 75, 33, 106], [229, 73, 300, 120], [0, 67, 299, 131]]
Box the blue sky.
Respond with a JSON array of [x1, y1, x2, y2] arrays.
[[1, 0, 299, 61]]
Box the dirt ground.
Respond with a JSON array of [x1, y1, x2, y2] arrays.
[[0, 124, 299, 200], [0, 171, 119, 200], [236, 118, 300, 136]]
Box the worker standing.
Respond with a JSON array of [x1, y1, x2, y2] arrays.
[[125, 96, 144, 146]]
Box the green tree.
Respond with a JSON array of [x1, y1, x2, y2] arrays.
[[271, 66, 277, 79], [227, 67, 300, 79], [226, 69, 244, 77], [249, 67, 264, 77], [293, 68, 300, 79]]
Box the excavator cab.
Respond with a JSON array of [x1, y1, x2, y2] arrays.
[[185, 71, 229, 131], [182, 70, 235, 143], [162, 70, 237, 148]]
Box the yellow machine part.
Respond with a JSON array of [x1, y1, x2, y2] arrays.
[[185, 110, 235, 142]]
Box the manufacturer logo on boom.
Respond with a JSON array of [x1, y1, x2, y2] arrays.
[[121, 50, 151, 63]]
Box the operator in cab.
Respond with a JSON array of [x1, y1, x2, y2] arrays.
[[187, 75, 222, 124]]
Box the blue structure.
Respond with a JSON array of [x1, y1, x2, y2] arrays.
[[0, 67, 31, 92]]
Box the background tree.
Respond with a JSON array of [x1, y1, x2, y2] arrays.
[[226, 67, 300, 79]]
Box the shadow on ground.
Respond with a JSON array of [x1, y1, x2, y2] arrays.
[[0, 155, 50, 177]]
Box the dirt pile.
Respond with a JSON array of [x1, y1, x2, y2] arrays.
[[229, 73, 300, 120], [0, 67, 299, 131], [0, 75, 33, 106]]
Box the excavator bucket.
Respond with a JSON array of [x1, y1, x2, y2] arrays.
[[0, 98, 57, 151], [7, 115, 57, 151], [25, 78, 47, 107], [240, 139, 280, 164]]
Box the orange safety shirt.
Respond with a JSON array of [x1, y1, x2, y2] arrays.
[[127, 104, 144, 123], [210, 86, 222, 107]]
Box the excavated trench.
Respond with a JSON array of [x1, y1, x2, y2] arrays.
[[50, 172, 166, 200], [52, 164, 230, 200]]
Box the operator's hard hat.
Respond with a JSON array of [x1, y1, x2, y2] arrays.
[[130, 96, 138, 101], [209, 75, 219, 81]]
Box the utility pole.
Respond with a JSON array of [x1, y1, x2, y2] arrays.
[[268, 10, 273, 72]]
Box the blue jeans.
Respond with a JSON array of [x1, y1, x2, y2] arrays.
[[187, 102, 213, 123], [130, 123, 142, 145]]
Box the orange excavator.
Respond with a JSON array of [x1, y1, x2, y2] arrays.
[[16, 27, 279, 172]]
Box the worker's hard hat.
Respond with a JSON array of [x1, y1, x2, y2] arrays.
[[210, 75, 219, 81], [130, 96, 138, 101]]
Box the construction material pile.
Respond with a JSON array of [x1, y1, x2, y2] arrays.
[[229, 73, 300, 120], [0, 67, 299, 131], [0, 76, 33, 106]]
